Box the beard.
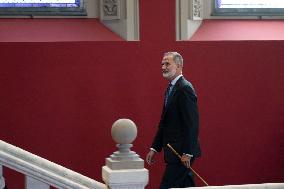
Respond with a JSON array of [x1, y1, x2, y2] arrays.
[[162, 69, 176, 80]]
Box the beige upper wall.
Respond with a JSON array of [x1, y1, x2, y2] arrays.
[[86, 0, 99, 18]]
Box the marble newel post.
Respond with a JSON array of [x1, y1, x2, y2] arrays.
[[102, 119, 149, 189], [0, 166, 5, 189]]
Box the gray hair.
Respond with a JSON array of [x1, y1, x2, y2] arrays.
[[164, 52, 184, 67]]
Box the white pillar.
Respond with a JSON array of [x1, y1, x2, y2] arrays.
[[102, 166, 148, 189], [102, 119, 149, 189], [0, 166, 5, 189], [25, 176, 49, 189]]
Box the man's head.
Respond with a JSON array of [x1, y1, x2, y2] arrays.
[[161, 52, 183, 81]]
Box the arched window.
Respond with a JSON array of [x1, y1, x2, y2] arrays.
[[213, 0, 284, 16], [0, 0, 86, 16]]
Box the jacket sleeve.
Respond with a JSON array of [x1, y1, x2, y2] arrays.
[[178, 85, 200, 156], [151, 124, 164, 152]]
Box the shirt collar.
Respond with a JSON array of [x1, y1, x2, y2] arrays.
[[170, 74, 183, 86]]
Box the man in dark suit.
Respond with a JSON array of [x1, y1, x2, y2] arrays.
[[146, 52, 201, 188]]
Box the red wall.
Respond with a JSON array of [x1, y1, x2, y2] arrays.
[[1, 1, 284, 188]]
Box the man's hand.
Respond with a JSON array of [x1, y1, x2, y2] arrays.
[[146, 150, 156, 165], [181, 154, 191, 168]]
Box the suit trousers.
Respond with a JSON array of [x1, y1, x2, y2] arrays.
[[160, 160, 195, 189]]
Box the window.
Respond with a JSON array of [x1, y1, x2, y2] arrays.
[[213, 0, 284, 16], [0, 0, 86, 16]]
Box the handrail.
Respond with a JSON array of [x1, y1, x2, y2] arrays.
[[182, 183, 284, 189], [0, 140, 107, 189]]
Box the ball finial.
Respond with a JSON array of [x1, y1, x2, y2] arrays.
[[111, 119, 137, 144]]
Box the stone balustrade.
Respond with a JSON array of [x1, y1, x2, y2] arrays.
[[0, 119, 282, 189], [0, 139, 108, 189], [0, 118, 148, 189], [174, 183, 284, 189], [102, 119, 149, 189]]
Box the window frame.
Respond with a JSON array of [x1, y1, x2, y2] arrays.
[[212, 0, 284, 16], [0, 0, 86, 16]]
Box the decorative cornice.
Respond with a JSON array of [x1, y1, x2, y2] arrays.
[[193, 0, 203, 20], [100, 0, 121, 20]]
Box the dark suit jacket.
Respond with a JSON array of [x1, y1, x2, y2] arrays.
[[151, 76, 201, 163]]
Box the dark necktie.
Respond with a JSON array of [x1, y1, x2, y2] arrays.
[[164, 83, 172, 106]]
